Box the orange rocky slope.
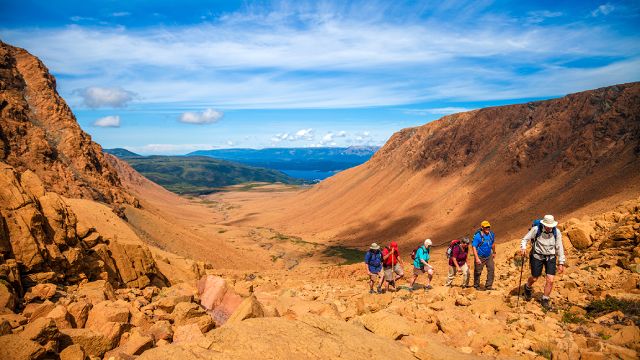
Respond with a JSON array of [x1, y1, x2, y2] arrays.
[[0, 41, 135, 207], [230, 82, 640, 251]]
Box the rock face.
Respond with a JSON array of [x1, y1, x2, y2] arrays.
[[0, 41, 135, 207], [267, 82, 640, 247], [0, 162, 167, 292]]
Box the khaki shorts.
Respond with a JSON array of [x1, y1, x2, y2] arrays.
[[383, 264, 404, 281], [413, 264, 433, 276]]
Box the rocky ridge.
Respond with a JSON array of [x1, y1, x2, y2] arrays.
[[0, 41, 135, 207]]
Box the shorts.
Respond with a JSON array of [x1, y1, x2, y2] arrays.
[[383, 264, 404, 281], [530, 253, 556, 277], [413, 263, 433, 276], [369, 272, 380, 281]]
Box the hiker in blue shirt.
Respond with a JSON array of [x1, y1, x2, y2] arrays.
[[472, 220, 496, 290], [410, 239, 434, 291], [364, 243, 383, 294]]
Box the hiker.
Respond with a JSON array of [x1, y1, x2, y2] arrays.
[[410, 239, 434, 290], [445, 237, 470, 287], [381, 241, 404, 292], [472, 220, 496, 290], [520, 215, 565, 309], [364, 243, 383, 294]]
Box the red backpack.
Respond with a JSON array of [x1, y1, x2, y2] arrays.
[[446, 239, 461, 259]]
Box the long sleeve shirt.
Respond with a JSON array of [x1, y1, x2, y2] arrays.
[[521, 226, 565, 264]]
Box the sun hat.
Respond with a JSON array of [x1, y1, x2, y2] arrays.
[[540, 215, 558, 228], [481, 220, 491, 228], [424, 239, 432, 247], [370, 243, 380, 250], [390, 241, 398, 249]]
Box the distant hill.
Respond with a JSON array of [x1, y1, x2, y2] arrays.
[[121, 156, 302, 195], [105, 148, 141, 158], [188, 147, 379, 181]]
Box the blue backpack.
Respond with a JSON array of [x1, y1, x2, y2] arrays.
[[473, 229, 495, 248], [531, 219, 558, 243], [365, 250, 382, 267]]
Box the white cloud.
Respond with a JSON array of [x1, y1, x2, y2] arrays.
[[526, 10, 562, 24], [271, 128, 314, 143], [179, 108, 224, 125], [3, 2, 638, 109], [592, 4, 615, 17], [75, 87, 136, 108], [93, 115, 120, 127], [112, 12, 131, 17]]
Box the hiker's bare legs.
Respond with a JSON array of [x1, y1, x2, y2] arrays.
[[426, 267, 434, 286], [544, 274, 554, 297], [526, 276, 538, 288], [410, 274, 418, 288]]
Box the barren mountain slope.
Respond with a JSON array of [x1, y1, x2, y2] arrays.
[[235, 83, 640, 250], [0, 42, 134, 206]]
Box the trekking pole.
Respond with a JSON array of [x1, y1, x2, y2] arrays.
[[516, 252, 525, 308]]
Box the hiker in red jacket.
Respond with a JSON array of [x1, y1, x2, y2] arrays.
[[381, 241, 404, 292]]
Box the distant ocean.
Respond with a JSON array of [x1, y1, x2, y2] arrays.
[[278, 169, 340, 182]]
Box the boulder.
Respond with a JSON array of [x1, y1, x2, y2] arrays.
[[0, 280, 17, 311], [226, 295, 265, 324], [59, 322, 124, 357], [76, 280, 116, 304], [44, 305, 73, 329], [107, 241, 159, 288], [154, 283, 194, 313], [566, 225, 593, 250], [104, 330, 153, 358], [59, 344, 86, 360], [144, 320, 173, 342], [0, 334, 46, 360], [609, 325, 640, 347], [38, 192, 78, 247], [612, 226, 636, 241], [0, 312, 28, 328], [23, 300, 55, 322], [356, 311, 411, 340], [85, 300, 130, 329], [172, 323, 204, 344], [81, 232, 102, 248], [19, 170, 46, 199], [21, 317, 59, 345], [0, 318, 12, 335], [67, 300, 92, 328], [24, 283, 57, 303]]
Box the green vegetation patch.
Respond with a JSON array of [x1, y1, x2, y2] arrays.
[[322, 245, 365, 265], [561, 311, 586, 324], [586, 296, 640, 321]]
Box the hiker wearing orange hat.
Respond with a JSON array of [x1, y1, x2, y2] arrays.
[[381, 241, 404, 292], [472, 220, 496, 291]]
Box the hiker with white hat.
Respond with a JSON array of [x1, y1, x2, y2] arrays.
[[410, 239, 434, 291], [364, 243, 383, 294], [520, 214, 566, 309]]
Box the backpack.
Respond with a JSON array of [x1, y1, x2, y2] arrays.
[[410, 246, 422, 260], [531, 219, 558, 247], [365, 250, 382, 267], [446, 239, 461, 259], [473, 229, 495, 249]]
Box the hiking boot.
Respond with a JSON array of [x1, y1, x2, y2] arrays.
[[523, 285, 532, 301], [485, 286, 493, 291], [473, 285, 480, 290], [376, 286, 383, 294], [369, 289, 375, 294], [424, 284, 433, 290], [540, 297, 551, 310]]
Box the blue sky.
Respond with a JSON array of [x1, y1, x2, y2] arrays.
[[2, 0, 639, 154]]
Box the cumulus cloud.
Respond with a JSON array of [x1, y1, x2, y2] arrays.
[[75, 87, 136, 108], [592, 3, 615, 17], [93, 115, 120, 127], [179, 109, 224, 125], [112, 12, 131, 17], [321, 131, 347, 144], [271, 128, 314, 143]]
